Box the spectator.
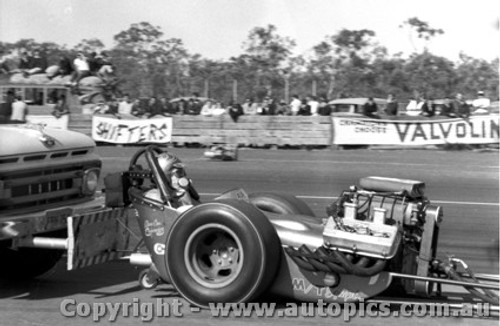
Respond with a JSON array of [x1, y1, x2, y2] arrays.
[[147, 97, 164, 117], [317, 97, 331, 116], [472, 91, 491, 114], [11, 95, 28, 123], [451, 93, 470, 118], [290, 94, 301, 116], [93, 101, 109, 115], [211, 102, 226, 116], [297, 99, 311, 116], [131, 98, 146, 117], [385, 94, 398, 116], [118, 94, 133, 115], [258, 98, 269, 115], [200, 100, 214, 116], [52, 94, 70, 119], [164, 98, 178, 115], [228, 102, 244, 122], [266, 98, 277, 115], [72, 52, 90, 85], [177, 99, 188, 115], [58, 55, 73, 76], [276, 100, 289, 115], [421, 97, 435, 117], [184, 98, 199, 115], [405, 97, 420, 116], [0, 90, 15, 123], [88, 52, 100, 74], [439, 97, 454, 117], [159, 97, 171, 115], [242, 98, 251, 115], [97, 51, 114, 79], [416, 95, 428, 115], [107, 99, 120, 115], [17, 51, 32, 75], [363, 97, 379, 118], [307, 95, 319, 116], [28, 49, 47, 75], [0, 49, 11, 74]]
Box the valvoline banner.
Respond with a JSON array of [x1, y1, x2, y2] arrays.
[[92, 115, 173, 144], [332, 115, 499, 145]]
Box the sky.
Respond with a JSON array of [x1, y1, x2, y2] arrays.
[[0, 0, 499, 62]]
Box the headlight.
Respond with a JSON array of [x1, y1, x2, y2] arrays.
[[82, 168, 100, 195]]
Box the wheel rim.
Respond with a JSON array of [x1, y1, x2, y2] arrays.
[[141, 272, 156, 288], [184, 223, 243, 288]]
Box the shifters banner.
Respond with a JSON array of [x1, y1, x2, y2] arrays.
[[92, 115, 173, 144], [331, 115, 499, 145]]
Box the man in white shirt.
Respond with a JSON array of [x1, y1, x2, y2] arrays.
[[290, 95, 301, 115], [472, 91, 491, 114], [118, 94, 133, 115], [72, 52, 90, 85], [405, 98, 421, 116], [307, 95, 319, 116], [11, 96, 28, 122]]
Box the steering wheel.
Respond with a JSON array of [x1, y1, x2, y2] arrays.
[[128, 145, 200, 205]]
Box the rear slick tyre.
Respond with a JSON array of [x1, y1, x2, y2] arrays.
[[165, 199, 281, 307], [249, 192, 321, 224]]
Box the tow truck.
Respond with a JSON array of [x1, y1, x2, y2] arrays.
[[0, 123, 130, 279]]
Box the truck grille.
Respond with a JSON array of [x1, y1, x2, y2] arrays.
[[0, 162, 99, 213]]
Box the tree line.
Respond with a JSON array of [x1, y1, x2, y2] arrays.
[[1, 18, 498, 104]]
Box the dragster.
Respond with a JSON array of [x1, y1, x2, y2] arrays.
[[109, 145, 498, 308]]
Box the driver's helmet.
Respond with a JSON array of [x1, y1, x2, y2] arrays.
[[156, 152, 188, 194], [156, 152, 184, 175]]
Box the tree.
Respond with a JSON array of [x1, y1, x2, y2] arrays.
[[73, 38, 105, 53], [403, 52, 456, 98], [455, 54, 499, 99], [330, 29, 375, 96], [112, 22, 190, 97], [242, 25, 296, 100], [400, 17, 444, 53]]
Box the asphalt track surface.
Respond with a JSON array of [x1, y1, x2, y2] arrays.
[[0, 147, 498, 325]]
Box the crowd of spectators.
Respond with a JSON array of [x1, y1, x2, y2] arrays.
[[1, 48, 494, 122], [0, 47, 116, 86], [403, 91, 491, 119], [91, 91, 494, 121], [94, 93, 338, 121]]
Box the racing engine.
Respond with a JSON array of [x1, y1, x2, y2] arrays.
[[320, 176, 442, 294]]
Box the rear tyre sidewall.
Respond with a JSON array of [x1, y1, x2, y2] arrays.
[[248, 192, 322, 225], [166, 199, 281, 307]]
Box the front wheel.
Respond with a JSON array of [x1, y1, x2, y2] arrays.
[[165, 199, 281, 307], [138, 269, 159, 290]]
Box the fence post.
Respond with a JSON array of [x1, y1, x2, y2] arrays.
[[232, 79, 238, 103]]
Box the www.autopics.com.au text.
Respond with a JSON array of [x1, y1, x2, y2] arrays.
[[60, 298, 493, 322]]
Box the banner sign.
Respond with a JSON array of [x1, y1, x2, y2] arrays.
[[91, 115, 173, 144], [332, 115, 499, 145], [26, 115, 69, 130]]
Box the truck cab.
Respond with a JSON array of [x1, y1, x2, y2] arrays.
[[0, 123, 129, 279]]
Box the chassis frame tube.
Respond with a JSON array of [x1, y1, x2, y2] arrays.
[[16, 236, 68, 250], [389, 272, 499, 290]]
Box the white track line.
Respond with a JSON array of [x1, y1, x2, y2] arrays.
[[199, 193, 499, 206]]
